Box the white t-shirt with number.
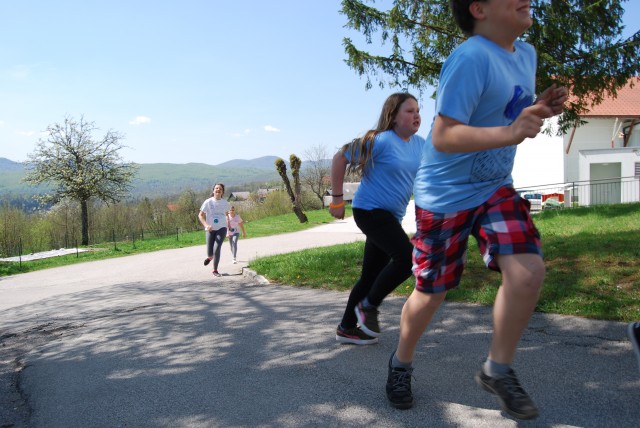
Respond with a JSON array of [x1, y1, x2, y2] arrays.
[[200, 197, 229, 231]]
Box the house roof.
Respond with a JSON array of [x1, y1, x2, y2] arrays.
[[228, 192, 250, 201], [581, 77, 640, 118]]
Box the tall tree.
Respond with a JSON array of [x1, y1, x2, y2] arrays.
[[23, 116, 138, 245], [341, 0, 640, 132], [275, 155, 308, 223], [302, 144, 332, 208]]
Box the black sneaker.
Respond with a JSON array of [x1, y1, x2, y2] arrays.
[[355, 301, 380, 337], [386, 354, 414, 409], [475, 369, 539, 420], [204, 258, 211, 266], [335, 325, 378, 345], [628, 322, 640, 372]]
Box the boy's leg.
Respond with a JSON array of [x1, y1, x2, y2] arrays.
[[386, 290, 446, 409], [476, 254, 543, 420], [490, 253, 544, 364], [386, 205, 471, 409], [396, 290, 447, 363], [473, 187, 543, 420]]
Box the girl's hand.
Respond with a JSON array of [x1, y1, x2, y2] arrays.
[[329, 197, 345, 219], [329, 206, 345, 219]]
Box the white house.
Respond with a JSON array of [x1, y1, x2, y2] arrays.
[[563, 78, 640, 206]]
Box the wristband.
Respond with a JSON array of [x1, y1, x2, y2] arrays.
[[329, 201, 345, 209], [331, 193, 343, 197]]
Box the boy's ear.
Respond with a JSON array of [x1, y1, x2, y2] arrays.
[[469, 1, 486, 20]]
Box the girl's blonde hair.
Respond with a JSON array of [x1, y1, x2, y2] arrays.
[[343, 92, 417, 177]]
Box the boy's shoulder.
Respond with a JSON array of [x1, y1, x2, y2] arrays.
[[444, 36, 535, 72], [455, 36, 534, 55]]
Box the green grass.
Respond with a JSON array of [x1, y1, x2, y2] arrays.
[[0, 207, 351, 277], [249, 203, 640, 322]]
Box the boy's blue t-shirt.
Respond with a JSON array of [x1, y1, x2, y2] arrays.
[[346, 130, 424, 222], [414, 35, 537, 212]]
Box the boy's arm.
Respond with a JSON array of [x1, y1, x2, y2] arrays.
[[432, 102, 555, 153]]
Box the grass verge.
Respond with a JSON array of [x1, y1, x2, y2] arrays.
[[248, 203, 640, 322]]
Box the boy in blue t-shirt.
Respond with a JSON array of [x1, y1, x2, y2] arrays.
[[385, 0, 567, 420]]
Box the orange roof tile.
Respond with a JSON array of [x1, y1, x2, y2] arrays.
[[582, 77, 640, 117]]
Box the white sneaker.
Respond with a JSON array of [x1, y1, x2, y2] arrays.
[[232, 258, 237, 264]]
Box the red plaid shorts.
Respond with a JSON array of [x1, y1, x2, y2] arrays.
[[411, 185, 542, 294]]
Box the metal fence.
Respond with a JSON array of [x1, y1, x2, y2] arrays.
[[516, 175, 640, 211], [0, 226, 203, 260]]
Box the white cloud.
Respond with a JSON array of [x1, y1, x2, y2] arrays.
[[264, 125, 280, 133], [128, 116, 151, 125]]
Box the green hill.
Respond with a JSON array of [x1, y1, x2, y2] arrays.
[[0, 157, 282, 202]]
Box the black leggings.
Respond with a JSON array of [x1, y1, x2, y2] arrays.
[[340, 208, 413, 329]]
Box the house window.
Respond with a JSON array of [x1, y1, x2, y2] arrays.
[[635, 162, 640, 177]]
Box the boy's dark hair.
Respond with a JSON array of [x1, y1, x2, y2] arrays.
[[450, 0, 486, 37]]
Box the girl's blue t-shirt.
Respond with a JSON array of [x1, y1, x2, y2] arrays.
[[414, 35, 537, 212], [345, 130, 424, 222]]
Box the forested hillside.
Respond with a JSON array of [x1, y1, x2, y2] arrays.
[[0, 156, 283, 204]]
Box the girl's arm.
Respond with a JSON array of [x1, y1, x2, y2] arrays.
[[198, 211, 210, 231], [329, 150, 348, 220]]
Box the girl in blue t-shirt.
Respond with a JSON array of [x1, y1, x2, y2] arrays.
[[329, 92, 425, 345]]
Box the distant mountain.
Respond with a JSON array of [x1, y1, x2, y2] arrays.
[[216, 156, 280, 169], [0, 157, 25, 171], [0, 156, 285, 202]]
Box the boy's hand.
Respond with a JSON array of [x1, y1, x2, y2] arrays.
[[536, 84, 568, 116], [510, 102, 553, 142]]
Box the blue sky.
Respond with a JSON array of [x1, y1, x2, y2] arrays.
[[1, 1, 639, 187]]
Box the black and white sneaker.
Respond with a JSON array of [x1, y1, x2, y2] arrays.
[[335, 325, 378, 345], [355, 301, 380, 337], [204, 258, 212, 266]]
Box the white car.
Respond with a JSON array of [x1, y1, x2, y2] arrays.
[[521, 192, 543, 211]]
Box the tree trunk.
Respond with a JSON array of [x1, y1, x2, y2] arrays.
[[80, 199, 89, 246], [289, 155, 308, 223], [293, 206, 308, 223]]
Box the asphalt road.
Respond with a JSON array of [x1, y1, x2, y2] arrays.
[[1, 206, 638, 427]]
